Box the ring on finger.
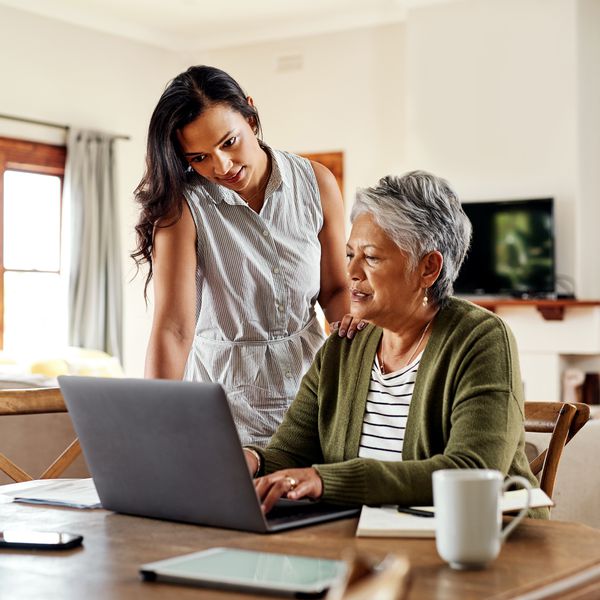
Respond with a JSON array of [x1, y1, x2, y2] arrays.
[[285, 476, 298, 492]]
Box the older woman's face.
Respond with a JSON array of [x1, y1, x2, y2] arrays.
[[346, 214, 423, 328]]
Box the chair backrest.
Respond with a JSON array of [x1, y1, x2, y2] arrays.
[[0, 387, 81, 483], [524, 401, 591, 499]]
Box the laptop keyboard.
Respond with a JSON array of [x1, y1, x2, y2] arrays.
[[266, 499, 356, 526]]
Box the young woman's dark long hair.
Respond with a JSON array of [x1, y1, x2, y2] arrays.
[[132, 65, 262, 298]]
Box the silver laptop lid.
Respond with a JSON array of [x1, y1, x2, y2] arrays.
[[59, 376, 268, 532]]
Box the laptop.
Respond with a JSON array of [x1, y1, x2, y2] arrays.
[[58, 376, 359, 533]]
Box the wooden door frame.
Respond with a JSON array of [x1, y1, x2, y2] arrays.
[[299, 151, 344, 202]]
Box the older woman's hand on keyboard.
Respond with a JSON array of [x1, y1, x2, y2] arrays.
[[254, 467, 323, 514]]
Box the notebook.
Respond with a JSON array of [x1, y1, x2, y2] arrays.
[[356, 487, 554, 538], [1, 478, 101, 509], [58, 376, 359, 533]]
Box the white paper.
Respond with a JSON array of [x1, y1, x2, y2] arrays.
[[500, 487, 551, 513], [356, 505, 436, 538], [0, 478, 101, 509], [356, 488, 553, 538]]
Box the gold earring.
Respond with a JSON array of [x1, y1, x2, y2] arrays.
[[422, 288, 429, 307]]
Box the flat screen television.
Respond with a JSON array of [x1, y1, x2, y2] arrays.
[[454, 198, 555, 298]]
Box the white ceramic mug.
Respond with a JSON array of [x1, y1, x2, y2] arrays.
[[432, 469, 532, 570]]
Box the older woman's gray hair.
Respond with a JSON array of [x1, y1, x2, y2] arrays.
[[351, 170, 472, 306]]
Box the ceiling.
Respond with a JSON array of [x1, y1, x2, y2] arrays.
[[0, 0, 454, 53]]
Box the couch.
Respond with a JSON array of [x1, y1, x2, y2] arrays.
[[545, 408, 600, 528]]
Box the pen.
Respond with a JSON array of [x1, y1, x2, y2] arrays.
[[397, 506, 435, 518]]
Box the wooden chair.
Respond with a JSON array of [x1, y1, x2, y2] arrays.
[[524, 401, 591, 498], [0, 387, 81, 483]]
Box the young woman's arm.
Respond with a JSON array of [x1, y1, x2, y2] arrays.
[[144, 202, 198, 379], [311, 161, 350, 325]]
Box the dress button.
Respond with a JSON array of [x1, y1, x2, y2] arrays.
[[285, 371, 293, 378], [272, 267, 280, 274], [262, 230, 269, 237]]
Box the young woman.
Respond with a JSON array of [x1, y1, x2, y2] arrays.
[[133, 65, 359, 446]]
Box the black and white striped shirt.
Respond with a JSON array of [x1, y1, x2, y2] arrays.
[[358, 352, 422, 461]]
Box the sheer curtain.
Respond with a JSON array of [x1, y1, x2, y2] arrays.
[[64, 129, 123, 362]]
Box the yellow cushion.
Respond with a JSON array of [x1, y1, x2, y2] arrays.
[[0, 352, 21, 375], [29, 348, 123, 378], [29, 358, 70, 378], [65, 347, 124, 378], [0, 352, 18, 366]]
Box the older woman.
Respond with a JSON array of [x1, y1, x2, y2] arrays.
[[244, 170, 547, 518]]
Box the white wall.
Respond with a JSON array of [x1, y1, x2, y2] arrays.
[[0, 5, 185, 376], [404, 0, 581, 293], [576, 0, 600, 298], [203, 23, 406, 218]]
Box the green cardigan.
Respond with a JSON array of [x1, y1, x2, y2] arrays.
[[252, 297, 548, 518]]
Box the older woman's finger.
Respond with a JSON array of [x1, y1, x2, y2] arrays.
[[261, 477, 292, 514], [254, 472, 293, 503], [286, 481, 315, 501], [253, 478, 266, 497], [254, 473, 278, 498], [287, 469, 323, 501]]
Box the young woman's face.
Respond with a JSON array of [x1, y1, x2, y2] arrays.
[[178, 103, 265, 195]]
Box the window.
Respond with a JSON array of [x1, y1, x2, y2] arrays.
[[0, 137, 67, 353]]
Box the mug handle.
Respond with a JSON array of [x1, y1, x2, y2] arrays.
[[500, 475, 532, 541]]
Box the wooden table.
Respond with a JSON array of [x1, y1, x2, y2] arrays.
[[1, 500, 600, 599]]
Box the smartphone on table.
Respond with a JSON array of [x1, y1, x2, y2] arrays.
[[0, 530, 83, 550]]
